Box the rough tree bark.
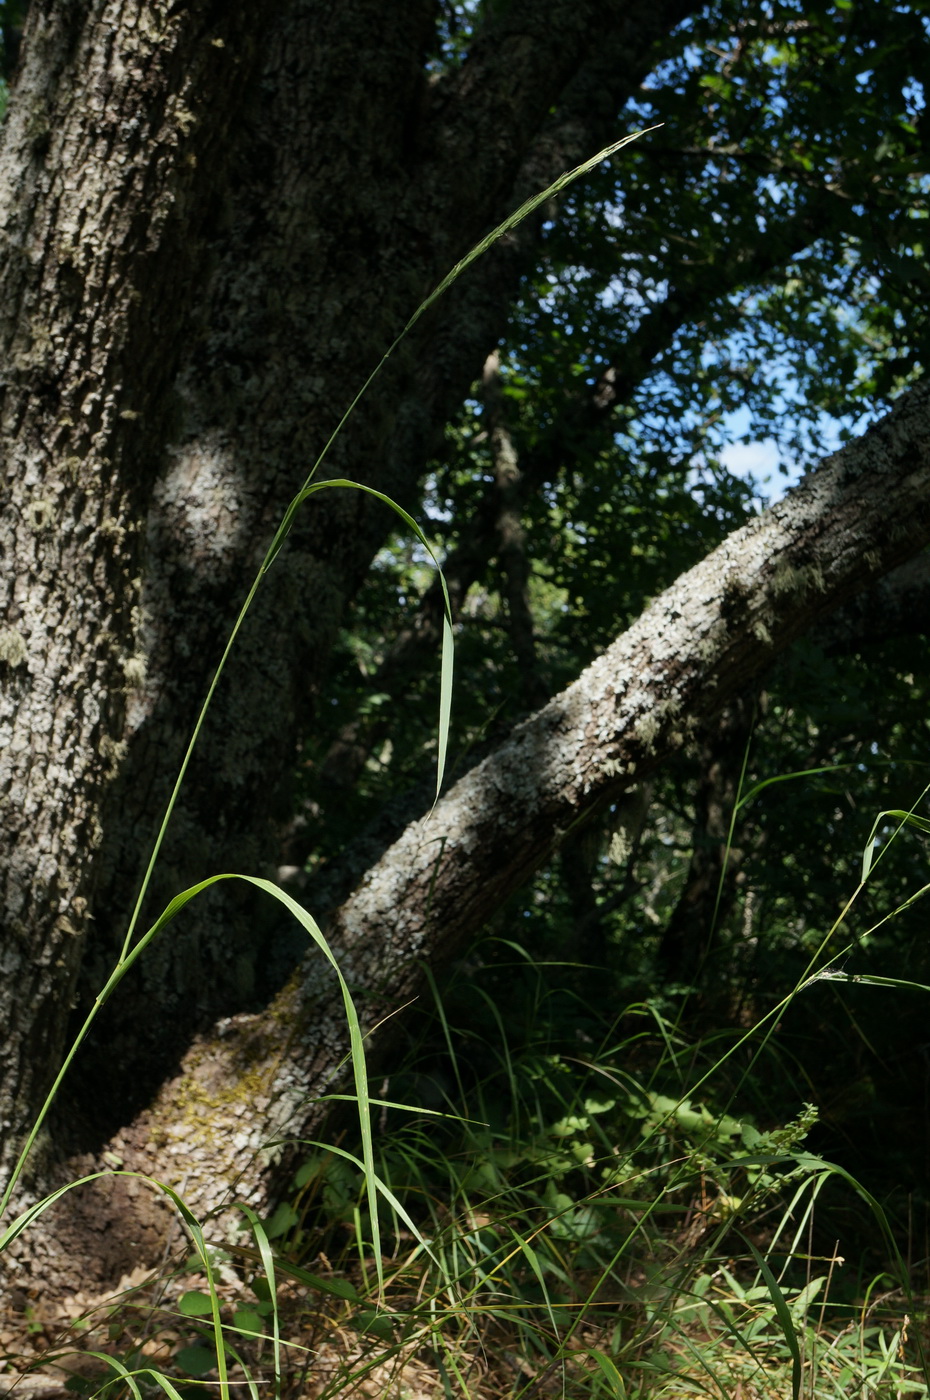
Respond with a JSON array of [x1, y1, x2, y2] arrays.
[[0, 0, 273, 1177], [13, 375, 929, 1298], [0, 0, 696, 1165]]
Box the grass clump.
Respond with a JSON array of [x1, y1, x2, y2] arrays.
[[173, 968, 919, 1400], [5, 972, 928, 1399]]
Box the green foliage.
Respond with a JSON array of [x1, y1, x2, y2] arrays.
[[0, 0, 25, 91]]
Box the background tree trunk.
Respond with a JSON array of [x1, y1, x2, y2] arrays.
[[657, 694, 755, 987]]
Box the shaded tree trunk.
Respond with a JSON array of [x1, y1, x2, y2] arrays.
[[0, 0, 272, 1178], [658, 694, 755, 986]]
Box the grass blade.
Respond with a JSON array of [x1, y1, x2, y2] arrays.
[[741, 1234, 802, 1400]]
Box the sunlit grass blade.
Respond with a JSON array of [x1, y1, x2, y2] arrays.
[[583, 1347, 626, 1396], [74, 1352, 145, 1400], [862, 803, 930, 881], [262, 478, 453, 803], [232, 1205, 282, 1400], [58, 1353, 198, 1400], [511, 1229, 560, 1350]]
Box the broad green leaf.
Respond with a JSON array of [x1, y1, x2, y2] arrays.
[[232, 1309, 264, 1336], [175, 1346, 218, 1378], [264, 1202, 299, 1240], [353, 1309, 395, 1343], [178, 1291, 214, 1318]]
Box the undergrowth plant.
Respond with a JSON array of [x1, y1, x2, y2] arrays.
[[204, 931, 927, 1400], [242, 777, 930, 1398]]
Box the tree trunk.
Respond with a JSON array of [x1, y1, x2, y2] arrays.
[[15, 375, 928, 1297], [0, 0, 696, 1166], [0, 0, 272, 1180], [657, 694, 755, 987]]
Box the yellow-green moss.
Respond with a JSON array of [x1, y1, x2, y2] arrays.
[[0, 628, 28, 667]]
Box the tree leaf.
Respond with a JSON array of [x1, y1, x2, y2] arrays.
[[175, 1346, 217, 1377], [178, 1291, 214, 1318]]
